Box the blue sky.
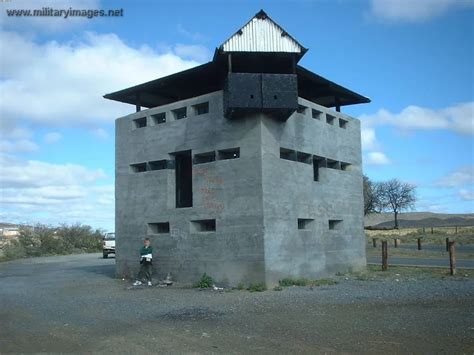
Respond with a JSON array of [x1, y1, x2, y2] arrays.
[[0, 0, 473, 230]]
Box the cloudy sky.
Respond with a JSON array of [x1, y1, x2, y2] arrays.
[[0, 0, 473, 230]]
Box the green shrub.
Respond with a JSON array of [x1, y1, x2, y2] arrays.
[[247, 282, 266, 292], [0, 223, 104, 262], [235, 282, 246, 290], [311, 279, 338, 286], [279, 277, 310, 287], [193, 273, 214, 288], [0, 240, 26, 261]]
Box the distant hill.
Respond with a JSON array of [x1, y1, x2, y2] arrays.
[[365, 212, 474, 228]]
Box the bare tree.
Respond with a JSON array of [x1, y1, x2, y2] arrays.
[[378, 179, 416, 228], [363, 175, 382, 215]]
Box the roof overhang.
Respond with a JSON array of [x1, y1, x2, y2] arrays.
[[104, 62, 370, 109]]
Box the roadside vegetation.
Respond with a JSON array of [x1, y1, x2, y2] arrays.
[[0, 224, 103, 262], [366, 226, 474, 245], [346, 264, 472, 281]]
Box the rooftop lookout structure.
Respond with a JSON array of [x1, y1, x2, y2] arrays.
[[105, 10, 370, 286]]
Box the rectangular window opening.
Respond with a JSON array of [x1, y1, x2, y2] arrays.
[[298, 218, 314, 230], [133, 117, 147, 129], [172, 107, 187, 120], [340, 162, 351, 171], [296, 151, 312, 164], [328, 219, 343, 230], [174, 150, 193, 208], [130, 162, 147, 173], [313, 156, 325, 181], [280, 148, 296, 161], [297, 105, 307, 114], [193, 102, 209, 116], [312, 109, 323, 120], [327, 159, 340, 170], [194, 151, 216, 164], [149, 160, 168, 171], [151, 112, 166, 125], [326, 114, 336, 125], [339, 118, 348, 128], [191, 219, 216, 232], [218, 148, 240, 160], [148, 222, 170, 234]]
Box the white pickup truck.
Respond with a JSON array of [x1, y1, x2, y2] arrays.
[[102, 232, 115, 258]]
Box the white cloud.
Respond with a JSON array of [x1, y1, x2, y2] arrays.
[[0, 0, 101, 33], [365, 151, 391, 165], [0, 155, 106, 189], [361, 127, 378, 151], [359, 102, 474, 135], [370, 0, 474, 22], [174, 44, 211, 62], [435, 166, 474, 187], [0, 154, 114, 228], [459, 189, 474, 201], [0, 126, 39, 152], [44, 132, 62, 144], [0, 139, 39, 153], [0, 30, 202, 129]]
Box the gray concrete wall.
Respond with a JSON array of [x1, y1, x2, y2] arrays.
[[115, 92, 365, 287], [260, 97, 366, 285], [116, 91, 266, 285]]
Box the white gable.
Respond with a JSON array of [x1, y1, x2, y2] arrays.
[[221, 12, 305, 54]]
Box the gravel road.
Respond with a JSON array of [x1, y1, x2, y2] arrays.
[[1, 253, 473, 354]]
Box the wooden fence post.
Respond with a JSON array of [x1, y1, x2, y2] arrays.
[[372, 238, 377, 248], [431, 227, 434, 234], [449, 241, 456, 276], [417, 238, 422, 250], [394, 238, 399, 248], [382, 241, 388, 271], [422, 227, 425, 233], [455, 226, 458, 234], [446, 237, 449, 252]]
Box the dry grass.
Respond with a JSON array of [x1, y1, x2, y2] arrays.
[[365, 226, 474, 245], [348, 264, 473, 281]]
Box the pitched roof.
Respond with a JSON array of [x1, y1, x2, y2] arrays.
[[219, 10, 307, 56]]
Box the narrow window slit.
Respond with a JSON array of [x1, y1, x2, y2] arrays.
[[148, 222, 170, 234], [130, 162, 147, 173], [133, 117, 147, 129], [194, 151, 216, 164], [191, 219, 216, 232], [218, 148, 240, 160]]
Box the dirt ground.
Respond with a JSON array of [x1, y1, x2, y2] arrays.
[[0, 253, 473, 354]]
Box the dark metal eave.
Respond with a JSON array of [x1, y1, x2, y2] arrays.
[[103, 61, 370, 110], [296, 65, 371, 107], [103, 61, 223, 108]]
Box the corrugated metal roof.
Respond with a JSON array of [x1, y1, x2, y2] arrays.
[[220, 10, 306, 54]]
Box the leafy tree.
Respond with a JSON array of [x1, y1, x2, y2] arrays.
[[363, 175, 382, 215], [378, 179, 416, 228]]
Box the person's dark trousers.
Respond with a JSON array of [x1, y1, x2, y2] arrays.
[[138, 262, 152, 282]]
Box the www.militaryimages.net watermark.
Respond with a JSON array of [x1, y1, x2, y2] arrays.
[[4, 6, 124, 19]]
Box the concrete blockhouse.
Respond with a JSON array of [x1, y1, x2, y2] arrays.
[[105, 10, 370, 286]]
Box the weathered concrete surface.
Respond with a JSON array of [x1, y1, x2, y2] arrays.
[[116, 91, 365, 286], [1, 254, 473, 354]]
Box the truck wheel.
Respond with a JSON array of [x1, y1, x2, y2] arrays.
[[103, 253, 108, 259]]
